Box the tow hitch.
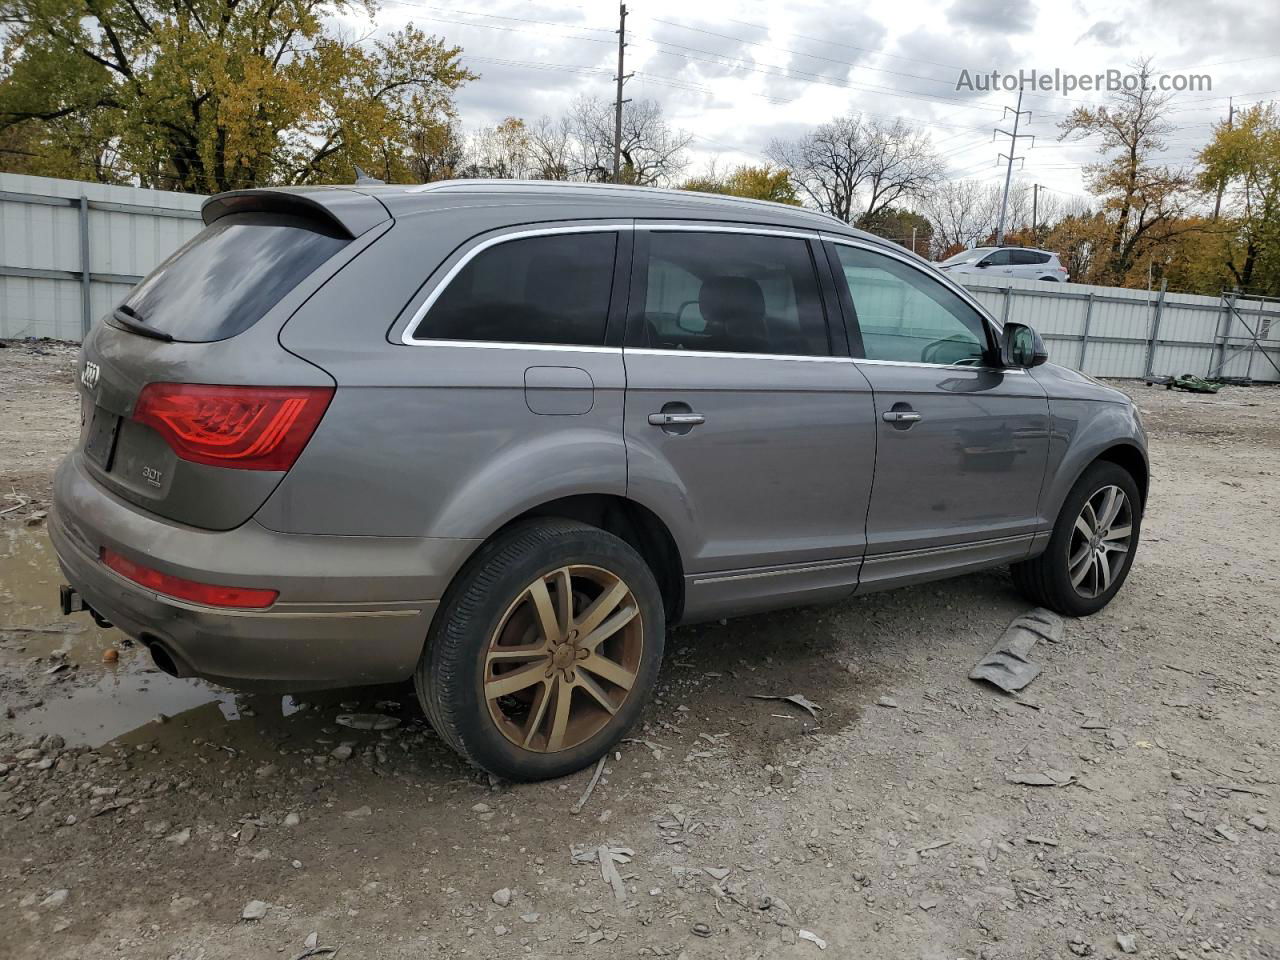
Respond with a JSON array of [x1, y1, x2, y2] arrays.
[[59, 584, 112, 628]]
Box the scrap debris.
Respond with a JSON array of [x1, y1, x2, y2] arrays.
[[970, 608, 1063, 693], [749, 693, 822, 720], [571, 756, 607, 815]]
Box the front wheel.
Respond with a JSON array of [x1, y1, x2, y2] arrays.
[[1011, 461, 1142, 616], [416, 520, 665, 781]]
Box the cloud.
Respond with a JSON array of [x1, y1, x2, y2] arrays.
[[947, 0, 1038, 34], [1076, 20, 1128, 47]]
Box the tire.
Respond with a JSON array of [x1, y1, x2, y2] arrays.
[[1011, 461, 1142, 617], [416, 519, 665, 781]]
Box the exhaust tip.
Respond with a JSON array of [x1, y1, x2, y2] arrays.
[[146, 641, 181, 678]]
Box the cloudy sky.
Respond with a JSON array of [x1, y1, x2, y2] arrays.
[[365, 0, 1280, 203]]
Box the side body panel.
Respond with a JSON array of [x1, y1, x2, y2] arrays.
[[263, 218, 632, 540], [855, 363, 1052, 589]]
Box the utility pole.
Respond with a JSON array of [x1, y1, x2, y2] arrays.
[[993, 87, 1033, 245], [1212, 97, 1234, 221], [1031, 183, 1039, 242], [612, 4, 631, 184]]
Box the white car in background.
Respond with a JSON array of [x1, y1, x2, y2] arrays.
[[938, 247, 1070, 282]]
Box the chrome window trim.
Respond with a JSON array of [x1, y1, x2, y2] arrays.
[[855, 358, 1027, 375], [636, 222, 820, 240], [399, 223, 631, 347], [627, 347, 853, 364]]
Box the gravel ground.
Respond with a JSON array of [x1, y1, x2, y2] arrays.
[[1, 339, 1278, 960]]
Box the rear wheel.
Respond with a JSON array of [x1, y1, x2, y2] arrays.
[[416, 520, 664, 781], [1011, 461, 1141, 616]]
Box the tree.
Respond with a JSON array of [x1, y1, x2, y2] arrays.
[[681, 164, 799, 204], [0, 0, 475, 191], [860, 206, 933, 255], [1058, 58, 1195, 284], [563, 96, 690, 186], [766, 114, 941, 225], [464, 116, 532, 179], [1196, 103, 1280, 295]]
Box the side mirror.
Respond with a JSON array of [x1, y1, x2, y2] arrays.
[[1001, 322, 1048, 368], [976, 260, 991, 268]]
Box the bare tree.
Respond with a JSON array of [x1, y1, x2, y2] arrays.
[[767, 114, 941, 225], [565, 96, 691, 186], [528, 114, 575, 181]]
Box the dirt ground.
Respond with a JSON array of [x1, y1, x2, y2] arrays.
[[1, 338, 1277, 960]]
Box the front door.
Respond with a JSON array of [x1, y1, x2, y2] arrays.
[[622, 227, 877, 621], [826, 240, 1051, 590]]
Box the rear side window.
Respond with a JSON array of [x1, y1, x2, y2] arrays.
[[412, 232, 618, 346], [639, 231, 830, 356], [1011, 250, 1050, 265], [119, 213, 348, 342]]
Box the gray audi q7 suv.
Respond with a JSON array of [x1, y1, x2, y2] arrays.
[[51, 181, 1147, 780]]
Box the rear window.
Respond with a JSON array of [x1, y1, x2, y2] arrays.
[[117, 213, 349, 342]]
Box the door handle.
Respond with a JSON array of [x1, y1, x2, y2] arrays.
[[649, 412, 706, 427], [882, 410, 922, 423]]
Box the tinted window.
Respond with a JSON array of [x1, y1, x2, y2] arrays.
[[982, 249, 1014, 266], [640, 232, 830, 356], [119, 213, 348, 342], [414, 232, 617, 345], [833, 245, 991, 366], [1010, 250, 1050, 265]]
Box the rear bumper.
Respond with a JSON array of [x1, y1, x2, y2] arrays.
[[50, 453, 480, 690]]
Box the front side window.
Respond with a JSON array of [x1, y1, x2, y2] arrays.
[[832, 245, 991, 366], [412, 232, 617, 345], [982, 249, 1014, 266], [639, 231, 830, 356]]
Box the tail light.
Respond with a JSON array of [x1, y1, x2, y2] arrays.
[[101, 547, 278, 609], [133, 383, 333, 471]]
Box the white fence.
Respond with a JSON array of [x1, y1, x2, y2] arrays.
[[0, 173, 203, 341], [2, 173, 1278, 381]]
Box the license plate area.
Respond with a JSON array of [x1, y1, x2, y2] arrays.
[[83, 405, 121, 470]]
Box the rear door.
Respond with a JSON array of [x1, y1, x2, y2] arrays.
[[621, 225, 877, 622], [825, 239, 1050, 589]]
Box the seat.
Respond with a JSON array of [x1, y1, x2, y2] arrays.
[[698, 276, 770, 354]]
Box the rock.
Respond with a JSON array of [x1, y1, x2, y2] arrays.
[[1213, 823, 1239, 843], [284, 813, 301, 827], [492, 887, 512, 907], [335, 713, 400, 731], [1117, 933, 1137, 954], [1182, 809, 1207, 825], [344, 805, 372, 819], [493, 924, 509, 936], [238, 823, 258, 846], [875, 696, 898, 709], [241, 900, 269, 921], [330, 745, 353, 762], [165, 827, 191, 845], [169, 896, 199, 916], [1246, 815, 1268, 831], [102, 648, 119, 663], [40, 889, 69, 910], [918, 897, 939, 911], [471, 802, 491, 813], [704, 867, 730, 881], [304, 932, 319, 949], [255, 764, 276, 778], [520, 912, 540, 923], [43, 734, 65, 752]]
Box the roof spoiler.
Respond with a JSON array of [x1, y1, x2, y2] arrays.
[[201, 188, 390, 237]]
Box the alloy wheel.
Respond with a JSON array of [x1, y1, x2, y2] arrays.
[[483, 565, 644, 753], [1068, 485, 1134, 599]]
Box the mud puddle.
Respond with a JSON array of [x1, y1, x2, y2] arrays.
[[0, 526, 391, 750]]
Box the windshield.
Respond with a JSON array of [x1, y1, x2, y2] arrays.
[[117, 212, 349, 342], [941, 248, 993, 265]]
